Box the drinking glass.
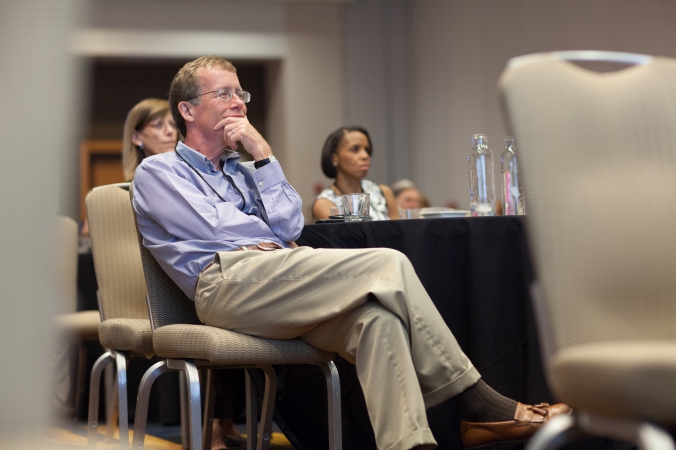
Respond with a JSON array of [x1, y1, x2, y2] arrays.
[[342, 193, 370, 222], [399, 208, 421, 219]]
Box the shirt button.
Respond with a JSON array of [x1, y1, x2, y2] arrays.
[[258, 181, 264, 186]]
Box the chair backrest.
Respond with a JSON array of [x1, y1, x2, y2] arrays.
[[55, 216, 78, 314], [85, 185, 148, 321], [129, 185, 202, 331], [499, 51, 676, 359]]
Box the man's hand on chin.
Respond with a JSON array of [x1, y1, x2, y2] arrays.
[[214, 116, 272, 161]]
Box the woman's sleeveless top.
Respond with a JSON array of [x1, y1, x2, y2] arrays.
[[315, 179, 390, 221]]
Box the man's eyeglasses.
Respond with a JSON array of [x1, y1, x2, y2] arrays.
[[187, 88, 251, 103]]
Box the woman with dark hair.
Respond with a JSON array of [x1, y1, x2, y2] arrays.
[[313, 126, 398, 221]]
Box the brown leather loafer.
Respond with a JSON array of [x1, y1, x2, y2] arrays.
[[460, 402, 572, 448]]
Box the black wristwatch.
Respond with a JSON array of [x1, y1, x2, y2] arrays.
[[254, 154, 277, 169]]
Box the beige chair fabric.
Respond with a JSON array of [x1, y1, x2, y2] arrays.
[[85, 185, 155, 448], [98, 318, 154, 356], [87, 185, 150, 322], [87, 185, 153, 355], [55, 216, 79, 314], [552, 341, 676, 424], [53, 216, 101, 414], [55, 310, 100, 340], [54, 216, 101, 337], [152, 324, 335, 365], [500, 52, 676, 447]]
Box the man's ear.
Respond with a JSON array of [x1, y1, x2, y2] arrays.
[[178, 101, 195, 125]]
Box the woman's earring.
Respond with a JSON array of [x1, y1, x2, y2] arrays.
[[138, 142, 144, 150], [332, 161, 338, 167]]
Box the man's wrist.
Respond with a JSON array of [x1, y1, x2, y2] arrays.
[[254, 154, 277, 169]]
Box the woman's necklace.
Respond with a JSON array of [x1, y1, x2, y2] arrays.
[[332, 181, 363, 195]]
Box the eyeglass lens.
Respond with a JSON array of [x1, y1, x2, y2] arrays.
[[217, 88, 251, 103]]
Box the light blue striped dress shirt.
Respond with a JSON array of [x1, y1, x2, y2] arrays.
[[132, 142, 304, 300]]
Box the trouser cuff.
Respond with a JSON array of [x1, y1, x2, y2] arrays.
[[423, 365, 481, 410], [384, 428, 437, 450]]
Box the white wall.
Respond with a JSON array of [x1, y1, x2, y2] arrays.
[[270, 3, 344, 219], [77, 0, 344, 220], [343, 0, 413, 186], [411, 0, 676, 208], [77, 0, 676, 212]]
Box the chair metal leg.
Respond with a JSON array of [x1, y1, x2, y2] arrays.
[[179, 371, 190, 449], [105, 369, 119, 443], [115, 351, 129, 448], [87, 351, 113, 447], [245, 368, 259, 450], [168, 360, 203, 450], [202, 370, 216, 450], [257, 365, 277, 450], [132, 361, 171, 449], [526, 413, 581, 450], [319, 361, 342, 450]]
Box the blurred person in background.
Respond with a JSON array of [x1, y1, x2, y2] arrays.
[[81, 98, 178, 238], [122, 98, 179, 181], [313, 126, 398, 221], [391, 179, 423, 210]]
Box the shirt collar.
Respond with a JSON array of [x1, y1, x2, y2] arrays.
[[175, 141, 241, 173]]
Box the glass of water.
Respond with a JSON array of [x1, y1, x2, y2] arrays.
[[342, 193, 370, 222]]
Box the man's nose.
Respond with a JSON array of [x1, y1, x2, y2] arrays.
[[231, 94, 245, 108]]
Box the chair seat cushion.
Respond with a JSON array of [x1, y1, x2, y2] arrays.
[[55, 310, 101, 341], [98, 318, 154, 358], [153, 324, 335, 365], [551, 341, 676, 425]]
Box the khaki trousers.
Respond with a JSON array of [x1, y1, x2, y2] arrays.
[[195, 246, 481, 450]]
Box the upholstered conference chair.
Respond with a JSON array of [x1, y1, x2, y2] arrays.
[[85, 184, 155, 448], [499, 51, 676, 450], [129, 185, 342, 450], [53, 216, 101, 417]]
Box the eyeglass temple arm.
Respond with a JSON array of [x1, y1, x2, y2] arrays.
[[507, 50, 653, 69]]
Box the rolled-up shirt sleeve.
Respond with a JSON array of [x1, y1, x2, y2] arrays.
[[252, 161, 303, 242]]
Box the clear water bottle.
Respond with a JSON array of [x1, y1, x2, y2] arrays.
[[468, 134, 496, 216], [500, 137, 526, 215]]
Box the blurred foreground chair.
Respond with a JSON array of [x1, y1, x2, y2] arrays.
[[53, 216, 101, 417], [129, 185, 342, 450], [500, 50, 676, 450], [86, 184, 155, 448]]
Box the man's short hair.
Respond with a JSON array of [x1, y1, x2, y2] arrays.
[[169, 56, 237, 137]]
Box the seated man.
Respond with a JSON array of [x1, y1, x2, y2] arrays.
[[132, 55, 569, 450]]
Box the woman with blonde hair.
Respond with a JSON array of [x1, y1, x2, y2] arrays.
[[122, 98, 178, 181]]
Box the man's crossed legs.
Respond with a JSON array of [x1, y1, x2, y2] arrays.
[[196, 247, 568, 450]]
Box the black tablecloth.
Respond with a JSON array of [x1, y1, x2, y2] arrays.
[[269, 216, 551, 450]]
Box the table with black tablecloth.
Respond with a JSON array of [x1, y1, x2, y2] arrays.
[[269, 216, 552, 450]]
